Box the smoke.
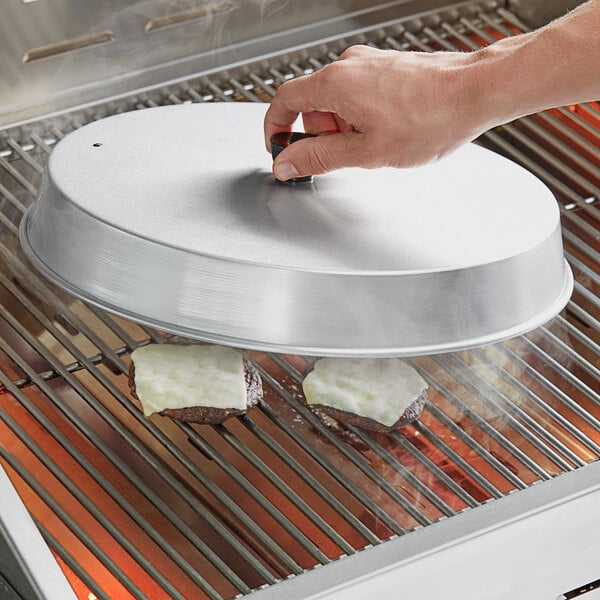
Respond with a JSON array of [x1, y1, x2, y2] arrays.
[[19, 0, 295, 100], [246, 0, 292, 20]]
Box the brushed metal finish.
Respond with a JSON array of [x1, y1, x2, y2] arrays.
[[0, 0, 502, 128], [0, 465, 77, 600], [20, 103, 573, 356], [247, 461, 600, 600]]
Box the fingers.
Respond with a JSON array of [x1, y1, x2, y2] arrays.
[[272, 131, 369, 181], [264, 75, 322, 150], [264, 59, 351, 148], [264, 45, 375, 177], [301, 111, 340, 135]]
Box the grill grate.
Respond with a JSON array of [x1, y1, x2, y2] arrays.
[[0, 5, 599, 599]]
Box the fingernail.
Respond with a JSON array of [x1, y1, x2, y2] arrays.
[[275, 162, 299, 181]]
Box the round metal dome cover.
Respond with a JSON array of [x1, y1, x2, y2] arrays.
[[20, 103, 573, 356]]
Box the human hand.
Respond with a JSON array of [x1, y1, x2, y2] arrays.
[[263, 45, 493, 181], [265, 0, 600, 181]]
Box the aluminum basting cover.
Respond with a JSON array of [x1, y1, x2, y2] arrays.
[[20, 103, 573, 356]]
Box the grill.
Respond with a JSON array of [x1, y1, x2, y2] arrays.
[[0, 1, 599, 599]]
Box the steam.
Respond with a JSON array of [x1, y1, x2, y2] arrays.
[[247, 0, 292, 20], [29, 0, 296, 97], [353, 321, 583, 523]]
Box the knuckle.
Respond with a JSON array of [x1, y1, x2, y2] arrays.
[[339, 44, 367, 59], [319, 60, 343, 82], [318, 58, 350, 89], [277, 76, 302, 101]]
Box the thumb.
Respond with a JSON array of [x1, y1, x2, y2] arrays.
[[273, 132, 367, 180]]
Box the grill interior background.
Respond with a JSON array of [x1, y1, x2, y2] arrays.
[[0, 4, 599, 600]]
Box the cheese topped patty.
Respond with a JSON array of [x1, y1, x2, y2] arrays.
[[303, 358, 428, 427], [130, 344, 247, 416]]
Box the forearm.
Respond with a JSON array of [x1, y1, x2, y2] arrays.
[[472, 0, 600, 128], [264, 0, 600, 178]]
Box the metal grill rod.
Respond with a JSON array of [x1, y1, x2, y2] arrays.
[[458, 15, 496, 43], [495, 6, 530, 31], [484, 129, 588, 206], [270, 357, 476, 516], [564, 232, 600, 283], [539, 324, 600, 387], [518, 336, 600, 408], [471, 346, 600, 458], [415, 416, 509, 498], [567, 300, 600, 341], [0, 411, 183, 600], [497, 341, 600, 432], [239, 415, 382, 546], [0, 178, 28, 214], [0, 6, 597, 599], [477, 10, 513, 37], [34, 521, 112, 600], [209, 424, 360, 555], [11, 346, 131, 390], [386, 431, 482, 508], [253, 360, 408, 536], [0, 247, 310, 580], [440, 22, 478, 49], [29, 133, 55, 155], [0, 333, 243, 598], [562, 209, 600, 242], [555, 312, 600, 360], [178, 422, 335, 565], [0, 155, 37, 196], [533, 110, 600, 161], [273, 353, 507, 503], [0, 268, 279, 588], [430, 355, 559, 479], [0, 202, 21, 235], [263, 361, 447, 526], [407, 364, 530, 491], [566, 299, 600, 336], [5, 139, 45, 174], [446, 352, 583, 470], [86, 305, 141, 350], [398, 9, 600, 211], [501, 122, 600, 199], [0, 252, 131, 377], [344, 426, 458, 518], [422, 26, 457, 50]]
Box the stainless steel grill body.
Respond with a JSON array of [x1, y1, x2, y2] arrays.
[[0, 1, 599, 599]]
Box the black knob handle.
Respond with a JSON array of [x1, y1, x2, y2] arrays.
[[270, 132, 316, 184]]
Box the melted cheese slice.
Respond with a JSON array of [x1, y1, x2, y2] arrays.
[[130, 344, 247, 416], [303, 358, 428, 427]]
